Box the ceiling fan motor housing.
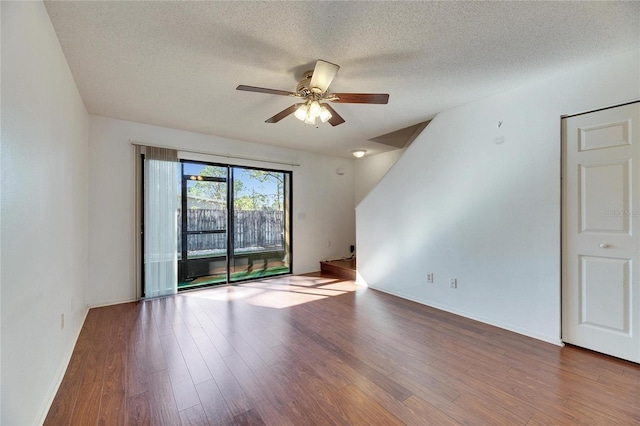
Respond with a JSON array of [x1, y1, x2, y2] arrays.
[[296, 71, 314, 97]]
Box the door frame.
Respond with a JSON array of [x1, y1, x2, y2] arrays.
[[178, 160, 230, 284], [560, 98, 640, 350], [177, 159, 294, 290]]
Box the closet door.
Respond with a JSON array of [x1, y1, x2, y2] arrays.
[[562, 101, 640, 362]]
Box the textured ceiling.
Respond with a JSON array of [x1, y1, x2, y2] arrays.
[[44, 1, 640, 158]]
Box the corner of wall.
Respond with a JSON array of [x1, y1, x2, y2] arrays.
[[354, 149, 407, 206], [35, 306, 90, 425]]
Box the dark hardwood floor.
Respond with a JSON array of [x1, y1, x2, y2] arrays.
[[45, 273, 640, 425]]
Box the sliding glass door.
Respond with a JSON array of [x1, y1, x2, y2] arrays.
[[178, 163, 228, 287], [178, 160, 291, 290], [230, 167, 291, 283]]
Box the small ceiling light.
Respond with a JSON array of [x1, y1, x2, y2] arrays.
[[352, 150, 367, 158]]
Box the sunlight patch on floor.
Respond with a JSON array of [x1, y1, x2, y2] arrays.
[[182, 275, 358, 308], [265, 275, 342, 287], [241, 281, 347, 297]]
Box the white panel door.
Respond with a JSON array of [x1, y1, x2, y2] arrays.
[[563, 101, 640, 363]]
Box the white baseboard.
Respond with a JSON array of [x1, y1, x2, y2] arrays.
[[367, 285, 564, 347], [89, 298, 137, 309], [36, 306, 90, 425]]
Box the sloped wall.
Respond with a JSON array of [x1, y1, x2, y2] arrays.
[[356, 49, 640, 344], [354, 149, 406, 206]]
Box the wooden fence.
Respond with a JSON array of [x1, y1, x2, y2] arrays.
[[177, 209, 284, 253]]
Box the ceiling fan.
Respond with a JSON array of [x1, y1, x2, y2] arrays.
[[236, 60, 389, 127]]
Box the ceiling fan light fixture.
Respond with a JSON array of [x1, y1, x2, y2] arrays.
[[295, 100, 331, 126], [319, 105, 332, 123], [308, 100, 322, 118], [304, 114, 317, 126], [352, 149, 367, 158], [294, 104, 308, 121]]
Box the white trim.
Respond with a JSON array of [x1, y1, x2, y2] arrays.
[[89, 298, 138, 309], [130, 139, 300, 167], [178, 151, 295, 172], [561, 98, 640, 119], [36, 306, 90, 425], [367, 285, 565, 347]]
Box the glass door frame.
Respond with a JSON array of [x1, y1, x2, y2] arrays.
[[228, 165, 293, 284], [179, 161, 230, 284], [178, 159, 293, 289]]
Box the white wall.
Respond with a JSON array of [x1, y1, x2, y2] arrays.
[[88, 116, 355, 306], [354, 149, 406, 206], [357, 49, 640, 345], [1, 2, 89, 424]]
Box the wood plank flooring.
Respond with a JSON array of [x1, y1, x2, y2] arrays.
[[45, 273, 640, 425]]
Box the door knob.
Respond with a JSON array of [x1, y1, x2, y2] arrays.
[[599, 243, 610, 248]]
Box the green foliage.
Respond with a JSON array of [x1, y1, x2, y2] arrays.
[[248, 170, 284, 210], [250, 170, 284, 185], [187, 166, 285, 211], [187, 166, 242, 207], [235, 189, 271, 211]]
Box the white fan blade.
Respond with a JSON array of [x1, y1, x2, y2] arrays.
[[309, 60, 340, 94]]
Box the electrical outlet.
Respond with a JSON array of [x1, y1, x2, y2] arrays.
[[427, 273, 434, 283], [450, 278, 457, 289]]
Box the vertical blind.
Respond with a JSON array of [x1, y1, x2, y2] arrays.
[[144, 146, 178, 298]]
